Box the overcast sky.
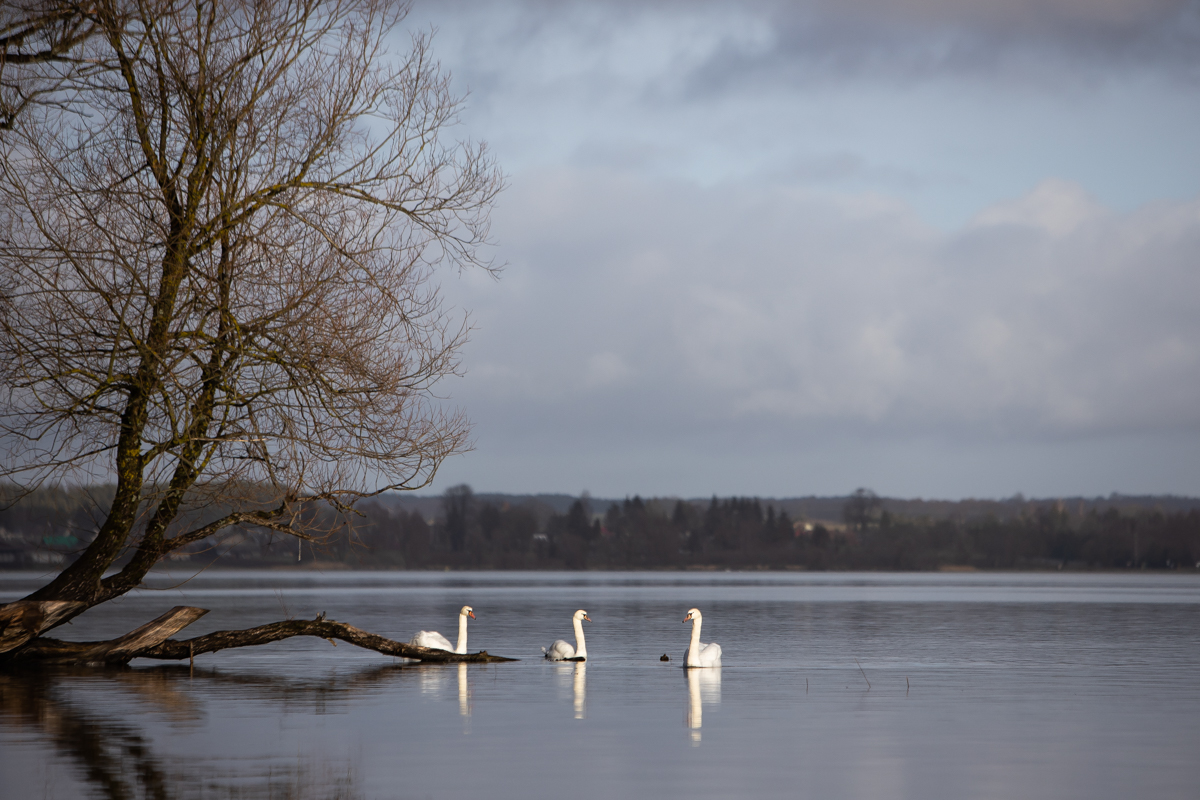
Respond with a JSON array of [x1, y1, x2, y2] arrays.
[[401, 0, 1200, 500]]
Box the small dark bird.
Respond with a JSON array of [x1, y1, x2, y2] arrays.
[[660, 653, 670, 661]]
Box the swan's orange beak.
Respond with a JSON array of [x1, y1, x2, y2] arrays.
[[468, 611, 476, 619], [583, 615, 592, 622], [682, 615, 691, 623]]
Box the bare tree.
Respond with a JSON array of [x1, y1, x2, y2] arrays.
[[843, 488, 882, 531], [0, 1, 506, 663]]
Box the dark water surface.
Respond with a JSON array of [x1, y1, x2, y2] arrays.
[[2, 571, 1198, 799]]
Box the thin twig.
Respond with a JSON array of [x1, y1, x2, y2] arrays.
[[273, 589, 292, 620], [855, 657, 871, 690]]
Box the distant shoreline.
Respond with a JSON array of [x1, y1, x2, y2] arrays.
[[4, 488, 1198, 573]]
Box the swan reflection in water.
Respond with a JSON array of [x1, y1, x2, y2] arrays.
[[458, 663, 470, 718], [573, 662, 586, 719], [685, 667, 721, 743], [552, 661, 587, 719], [418, 664, 445, 696], [416, 664, 471, 721]]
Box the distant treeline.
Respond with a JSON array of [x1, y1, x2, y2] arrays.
[[3, 484, 1199, 571], [350, 487, 1200, 571]]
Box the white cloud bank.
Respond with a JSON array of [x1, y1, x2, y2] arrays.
[[435, 171, 1200, 496]]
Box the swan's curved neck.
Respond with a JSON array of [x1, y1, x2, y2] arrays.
[[455, 612, 469, 654], [688, 615, 703, 663], [572, 616, 587, 659]]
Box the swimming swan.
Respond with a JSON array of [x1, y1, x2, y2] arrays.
[[544, 609, 591, 661], [410, 605, 475, 654], [682, 608, 722, 667]]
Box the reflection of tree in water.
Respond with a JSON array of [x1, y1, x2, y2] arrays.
[[2, 670, 171, 800], [0, 665, 415, 799]]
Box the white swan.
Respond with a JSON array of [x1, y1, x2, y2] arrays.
[[543, 609, 591, 660], [682, 607, 722, 667], [410, 605, 475, 654]]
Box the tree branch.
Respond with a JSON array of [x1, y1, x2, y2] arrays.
[[141, 616, 517, 663], [2, 608, 518, 665]]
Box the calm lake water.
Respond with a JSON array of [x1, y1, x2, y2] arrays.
[[2, 570, 1199, 800]]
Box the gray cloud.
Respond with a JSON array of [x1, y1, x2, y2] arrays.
[[684, 0, 1200, 97], [418, 0, 1200, 99], [412, 0, 1200, 221]]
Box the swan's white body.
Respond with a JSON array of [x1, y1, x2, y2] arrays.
[[683, 608, 722, 667], [410, 605, 475, 654], [543, 609, 591, 660]]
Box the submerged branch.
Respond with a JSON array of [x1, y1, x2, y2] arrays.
[[1, 606, 518, 666], [140, 617, 516, 663]]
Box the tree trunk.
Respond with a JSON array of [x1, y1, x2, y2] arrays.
[[0, 600, 88, 654]]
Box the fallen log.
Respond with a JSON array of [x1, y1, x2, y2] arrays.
[[2, 608, 518, 666]]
